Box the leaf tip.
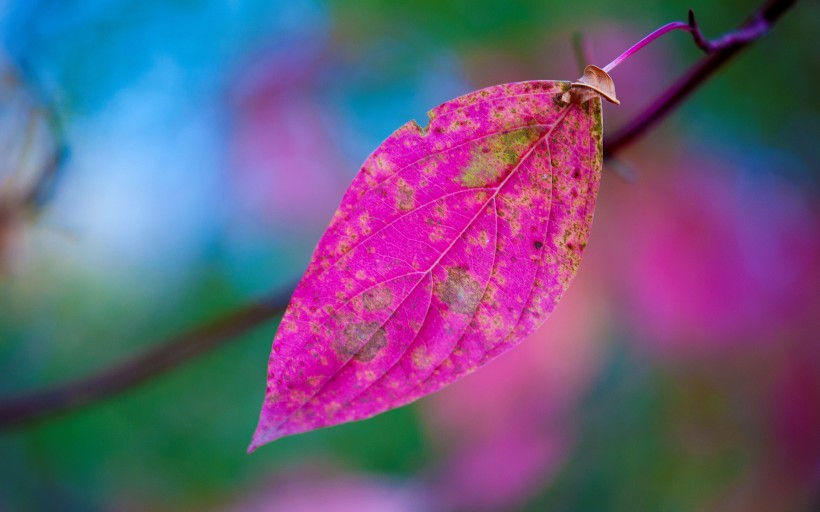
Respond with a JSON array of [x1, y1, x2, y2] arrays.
[[248, 417, 287, 453], [247, 429, 266, 454]]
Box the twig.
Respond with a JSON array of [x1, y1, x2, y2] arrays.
[[0, 55, 69, 213], [0, 56, 69, 271], [0, 288, 293, 426], [604, 0, 797, 155], [0, 0, 798, 428]]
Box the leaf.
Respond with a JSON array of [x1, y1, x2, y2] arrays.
[[250, 74, 607, 451]]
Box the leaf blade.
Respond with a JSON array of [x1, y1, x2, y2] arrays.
[[251, 80, 602, 450]]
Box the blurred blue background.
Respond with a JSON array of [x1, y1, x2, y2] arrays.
[[0, 0, 818, 510]]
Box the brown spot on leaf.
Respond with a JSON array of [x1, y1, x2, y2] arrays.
[[362, 287, 393, 311], [356, 328, 388, 362], [412, 345, 435, 369], [435, 266, 483, 314], [358, 212, 372, 235], [336, 322, 388, 362], [478, 230, 489, 248], [396, 178, 415, 211]]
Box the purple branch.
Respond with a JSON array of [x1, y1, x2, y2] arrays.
[[0, 0, 799, 428], [604, 0, 798, 156]]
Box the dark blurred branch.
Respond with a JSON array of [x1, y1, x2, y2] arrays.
[[0, 289, 293, 427], [0, 56, 69, 270], [604, 0, 797, 155], [0, 0, 797, 429], [1, 57, 68, 211], [15, 61, 69, 212]]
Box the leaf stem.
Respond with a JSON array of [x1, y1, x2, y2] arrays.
[[0, 0, 800, 429], [602, 21, 691, 73]]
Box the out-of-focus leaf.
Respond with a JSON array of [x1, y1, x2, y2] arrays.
[[422, 270, 607, 510], [229, 41, 350, 232], [250, 75, 608, 449], [604, 155, 820, 355], [225, 467, 430, 512]]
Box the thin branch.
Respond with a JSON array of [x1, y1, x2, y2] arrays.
[[604, 0, 797, 155], [0, 55, 69, 213], [0, 56, 69, 272], [0, 0, 798, 428], [0, 288, 293, 427], [16, 62, 69, 213]]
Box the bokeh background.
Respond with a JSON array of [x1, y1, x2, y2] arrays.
[[1, 0, 818, 510]]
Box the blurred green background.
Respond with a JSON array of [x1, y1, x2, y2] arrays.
[[1, 0, 818, 510]]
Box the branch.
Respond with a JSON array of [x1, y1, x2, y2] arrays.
[[604, 0, 797, 155], [0, 0, 798, 428], [0, 56, 69, 271], [0, 288, 293, 426]]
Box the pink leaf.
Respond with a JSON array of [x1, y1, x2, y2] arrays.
[[250, 78, 605, 450]]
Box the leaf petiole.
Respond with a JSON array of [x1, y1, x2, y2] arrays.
[[602, 21, 692, 73], [602, 8, 776, 74]]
